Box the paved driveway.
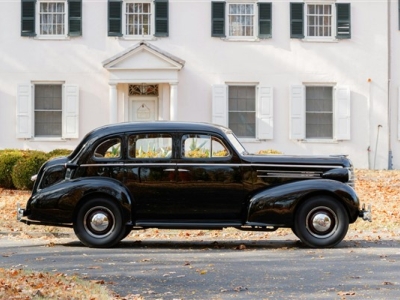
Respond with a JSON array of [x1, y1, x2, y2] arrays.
[[1, 234, 399, 299]]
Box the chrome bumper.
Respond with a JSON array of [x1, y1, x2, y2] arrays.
[[17, 203, 25, 221], [359, 204, 372, 222]]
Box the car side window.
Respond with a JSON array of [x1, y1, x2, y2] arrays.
[[93, 138, 121, 159], [128, 134, 172, 158], [182, 134, 229, 158]]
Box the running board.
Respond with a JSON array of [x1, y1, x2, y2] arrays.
[[135, 221, 242, 230]]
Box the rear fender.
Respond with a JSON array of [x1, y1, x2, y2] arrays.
[[28, 178, 133, 224], [247, 179, 359, 226]]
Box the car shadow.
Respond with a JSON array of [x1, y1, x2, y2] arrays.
[[60, 238, 400, 250]]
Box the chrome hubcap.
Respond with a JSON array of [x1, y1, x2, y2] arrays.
[[90, 213, 109, 232], [306, 206, 337, 238], [83, 206, 115, 238], [312, 213, 332, 232]]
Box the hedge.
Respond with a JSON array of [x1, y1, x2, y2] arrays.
[[0, 149, 71, 190]]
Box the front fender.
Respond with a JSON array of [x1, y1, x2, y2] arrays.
[[247, 179, 360, 226], [27, 177, 133, 224]]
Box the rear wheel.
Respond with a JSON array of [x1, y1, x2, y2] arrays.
[[74, 198, 125, 248], [294, 196, 349, 248]]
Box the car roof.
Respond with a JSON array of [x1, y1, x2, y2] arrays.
[[87, 121, 231, 137]]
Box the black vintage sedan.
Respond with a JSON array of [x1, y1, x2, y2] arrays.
[[18, 122, 371, 248]]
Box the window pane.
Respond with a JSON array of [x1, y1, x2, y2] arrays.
[[306, 87, 333, 138], [39, 1, 65, 35], [306, 4, 332, 37], [34, 85, 62, 137], [129, 134, 172, 158], [228, 86, 256, 138], [228, 4, 254, 37], [182, 134, 211, 158], [126, 2, 151, 36], [94, 138, 121, 159]]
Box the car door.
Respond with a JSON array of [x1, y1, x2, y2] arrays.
[[124, 133, 178, 220], [174, 133, 246, 222]]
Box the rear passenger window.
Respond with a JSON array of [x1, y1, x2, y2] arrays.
[[128, 134, 172, 158], [93, 138, 121, 159], [182, 134, 229, 158]]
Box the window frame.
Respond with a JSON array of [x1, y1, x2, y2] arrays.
[[226, 1, 259, 40], [227, 2, 256, 39], [122, 0, 154, 38], [304, 1, 336, 42], [36, 0, 69, 39]]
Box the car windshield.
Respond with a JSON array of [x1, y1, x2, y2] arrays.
[[226, 133, 248, 155]]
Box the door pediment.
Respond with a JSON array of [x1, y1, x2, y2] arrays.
[[103, 42, 185, 71]]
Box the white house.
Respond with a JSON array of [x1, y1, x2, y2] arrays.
[[0, 0, 399, 169]]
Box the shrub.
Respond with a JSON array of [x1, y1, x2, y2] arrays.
[[12, 151, 49, 190], [257, 149, 283, 155], [47, 148, 72, 159], [0, 151, 24, 189]]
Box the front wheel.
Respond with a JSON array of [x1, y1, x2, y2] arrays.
[[294, 196, 349, 248], [74, 198, 125, 248]]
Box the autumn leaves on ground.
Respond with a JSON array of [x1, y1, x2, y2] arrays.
[[1, 170, 400, 299]]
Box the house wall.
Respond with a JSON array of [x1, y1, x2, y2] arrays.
[[0, 1, 394, 169]]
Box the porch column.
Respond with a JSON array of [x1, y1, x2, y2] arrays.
[[109, 83, 118, 123], [170, 83, 178, 121]]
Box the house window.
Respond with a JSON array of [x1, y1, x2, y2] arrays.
[[108, 0, 168, 37], [305, 86, 333, 139], [125, 2, 152, 36], [212, 85, 273, 140], [16, 84, 80, 139], [290, 85, 350, 141], [39, 2, 66, 35], [229, 86, 256, 138], [228, 4, 254, 37], [34, 85, 63, 137], [211, 2, 272, 39], [306, 4, 332, 37], [21, 0, 82, 37], [290, 2, 351, 39]]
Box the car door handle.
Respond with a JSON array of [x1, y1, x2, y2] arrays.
[[163, 168, 175, 172], [178, 169, 190, 172]]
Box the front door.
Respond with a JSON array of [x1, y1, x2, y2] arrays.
[[129, 97, 157, 122]]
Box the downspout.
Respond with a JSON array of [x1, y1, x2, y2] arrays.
[[388, 0, 394, 169]]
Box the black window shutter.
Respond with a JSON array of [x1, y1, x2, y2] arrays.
[[154, 0, 169, 37], [68, 0, 82, 36], [21, 0, 36, 37], [258, 3, 272, 39], [211, 2, 225, 37], [336, 3, 351, 39], [108, 0, 122, 36], [290, 3, 304, 38]]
